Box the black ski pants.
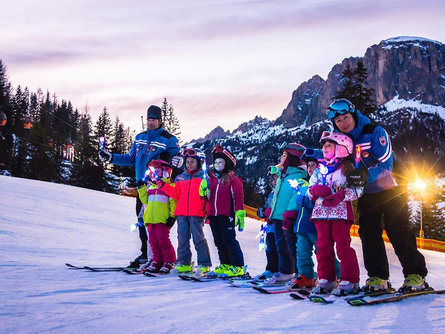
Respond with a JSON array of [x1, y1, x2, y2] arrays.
[[358, 186, 428, 280], [209, 215, 244, 267]]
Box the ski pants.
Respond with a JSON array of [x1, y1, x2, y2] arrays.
[[358, 187, 427, 279], [176, 216, 212, 267], [147, 223, 176, 265], [136, 194, 150, 259], [296, 232, 341, 280], [270, 219, 296, 275], [209, 215, 244, 267], [314, 219, 359, 283], [265, 231, 279, 273]]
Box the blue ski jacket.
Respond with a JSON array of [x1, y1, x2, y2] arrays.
[[346, 110, 397, 194], [111, 127, 180, 182]]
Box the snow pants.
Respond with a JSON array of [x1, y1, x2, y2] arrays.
[[136, 194, 150, 259], [296, 232, 341, 280], [270, 219, 296, 275], [209, 215, 244, 267], [176, 216, 212, 267], [314, 219, 359, 283], [147, 223, 176, 265], [265, 231, 278, 273], [358, 187, 427, 279]]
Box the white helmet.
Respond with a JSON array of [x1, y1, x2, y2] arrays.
[[319, 131, 353, 159]]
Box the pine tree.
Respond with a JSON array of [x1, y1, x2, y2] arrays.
[[93, 107, 114, 191], [335, 60, 376, 117], [160, 97, 182, 143], [110, 116, 133, 177]]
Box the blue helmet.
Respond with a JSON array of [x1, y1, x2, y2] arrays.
[[327, 98, 356, 119]]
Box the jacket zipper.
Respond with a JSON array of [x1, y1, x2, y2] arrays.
[[214, 178, 221, 216]]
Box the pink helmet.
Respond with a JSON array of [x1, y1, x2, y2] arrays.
[[319, 131, 353, 159]]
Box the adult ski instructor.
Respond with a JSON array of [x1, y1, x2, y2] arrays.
[[99, 105, 180, 268], [327, 98, 428, 292]]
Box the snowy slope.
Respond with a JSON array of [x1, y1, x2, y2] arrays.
[[0, 175, 444, 334]]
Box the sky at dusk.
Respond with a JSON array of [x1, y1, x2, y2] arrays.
[[2, 0, 445, 142]]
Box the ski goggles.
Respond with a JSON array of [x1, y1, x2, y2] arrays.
[[183, 148, 198, 157], [279, 142, 305, 154], [301, 148, 323, 162], [327, 99, 355, 119], [148, 160, 171, 169]]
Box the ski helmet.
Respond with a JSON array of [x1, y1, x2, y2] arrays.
[[278, 142, 306, 166], [319, 131, 353, 159], [182, 148, 206, 169], [301, 148, 323, 163], [148, 159, 172, 178], [327, 98, 356, 120], [211, 145, 236, 171]]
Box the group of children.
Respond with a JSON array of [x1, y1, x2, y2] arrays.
[[256, 131, 361, 296], [136, 144, 246, 278], [134, 126, 363, 296]]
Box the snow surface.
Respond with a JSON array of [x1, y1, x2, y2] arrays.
[[1, 175, 444, 333], [383, 36, 442, 45], [382, 95, 445, 119]]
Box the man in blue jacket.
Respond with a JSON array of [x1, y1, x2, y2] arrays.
[[327, 98, 428, 292], [99, 105, 180, 267]]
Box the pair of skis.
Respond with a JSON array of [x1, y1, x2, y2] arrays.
[[65, 263, 137, 272]]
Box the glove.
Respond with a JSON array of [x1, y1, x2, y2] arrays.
[[257, 207, 265, 219], [309, 185, 332, 198], [322, 190, 346, 207], [235, 210, 246, 232], [347, 168, 369, 187], [171, 155, 184, 169], [264, 207, 271, 219], [282, 210, 298, 230], [98, 150, 112, 163], [166, 217, 176, 228], [155, 179, 165, 188], [199, 179, 209, 197]]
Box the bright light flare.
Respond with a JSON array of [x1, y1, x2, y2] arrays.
[[414, 179, 427, 191]]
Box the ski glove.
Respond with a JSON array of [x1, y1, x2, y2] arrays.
[[199, 179, 209, 197], [322, 189, 346, 207], [166, 217, 176, 228], [309, 185, 332, 199], [98, 150, 112, 163], [171, 155, 184, 169], [347, 168, 369, 187], [282, 210, 298, 230], [235, 210, 246, 232]]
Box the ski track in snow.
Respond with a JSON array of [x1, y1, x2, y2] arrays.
[[0, 175, 444, 333]]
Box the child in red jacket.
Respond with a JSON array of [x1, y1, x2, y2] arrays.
[[161, 148, 212, 277], [201, 145, 246, 277]]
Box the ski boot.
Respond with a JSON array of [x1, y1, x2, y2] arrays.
[[253, 270, 274, 282], [159, 263, 175, 274], [363, 276, 391, 293], [208, 264, 229, 277], [146, 261, 162, 273], [128, 254, 148, 268], [222, 265, 245, 277], [399, 274, 428, 293], [331, 281, 361, 296], [311, 279, 337, 294], [195, 265, 210, 277], [262, 272, 295, 286], [285, 275, 317, 291], [170, 262, 194, 275], [139, 259, 153, 271]]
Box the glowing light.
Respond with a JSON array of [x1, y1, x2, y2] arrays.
[[414, 179, 427, 191]]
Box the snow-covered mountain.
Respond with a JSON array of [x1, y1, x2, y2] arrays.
[[1, 175, 444, 333], [190, 37, 445, 198]]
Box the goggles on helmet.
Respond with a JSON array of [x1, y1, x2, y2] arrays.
[[183, 148, 198, 157], [301, 148, 323, 163], [327, 99, 355, 119], [148, 160, 171, 169]]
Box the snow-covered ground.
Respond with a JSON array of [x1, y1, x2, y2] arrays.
[[1, 175, 444, 333]]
